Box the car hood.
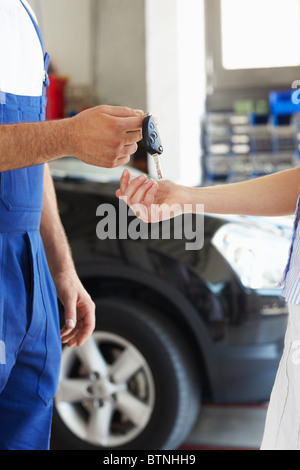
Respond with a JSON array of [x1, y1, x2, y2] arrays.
[[49, 157, 144, 183]]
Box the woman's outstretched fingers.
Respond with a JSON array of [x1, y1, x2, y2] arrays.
[[143, 181, 158, 206], [121, 174, 148, 202], [131, 179, 155, 205], [120, 168, 131, 194]]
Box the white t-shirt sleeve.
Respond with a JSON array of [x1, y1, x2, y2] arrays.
[[0, 0, 44, 97], [22, 0, 39, 23]]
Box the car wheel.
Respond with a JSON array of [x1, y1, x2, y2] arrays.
[[52, 298, 201, 450]]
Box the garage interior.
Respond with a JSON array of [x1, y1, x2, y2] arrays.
[[27, 0, 300, 451]]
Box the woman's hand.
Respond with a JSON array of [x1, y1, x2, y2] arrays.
[[116, 169, 191, 223]]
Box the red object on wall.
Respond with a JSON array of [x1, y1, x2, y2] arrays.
[[46, 75, 68, 120]]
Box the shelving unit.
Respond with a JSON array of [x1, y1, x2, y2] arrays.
[[202, 91, 300, 185]]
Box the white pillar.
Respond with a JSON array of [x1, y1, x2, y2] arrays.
[[145, 0, 206, 186]]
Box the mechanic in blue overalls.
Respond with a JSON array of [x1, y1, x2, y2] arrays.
[[0, 0, 144, 450]]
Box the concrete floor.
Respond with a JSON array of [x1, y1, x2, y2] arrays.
[[51, 403, 268, 450], [183, 404, 268, 450]]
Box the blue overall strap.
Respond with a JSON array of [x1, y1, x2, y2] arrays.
[[19, 0, 50, 87]]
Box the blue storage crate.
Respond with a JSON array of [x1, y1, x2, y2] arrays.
[[269, 90, 300, 124]]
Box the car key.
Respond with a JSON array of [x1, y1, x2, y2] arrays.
[[142, 113, 164, 179]]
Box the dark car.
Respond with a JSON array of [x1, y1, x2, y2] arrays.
[[50, 157, 290, 451]]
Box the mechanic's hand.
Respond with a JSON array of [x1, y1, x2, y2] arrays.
[[69, 105, 144, 168], [116, 169, 191, 223], [53, 270, 96, 348]]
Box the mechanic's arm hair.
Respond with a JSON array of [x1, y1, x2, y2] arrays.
[[187, 167, 300, 217], [0, 105, 144, 172], [0, 120, 69, 171], [40, 163, 75, 278]]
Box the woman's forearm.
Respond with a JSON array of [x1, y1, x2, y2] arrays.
[[186, 168, 300, 217]]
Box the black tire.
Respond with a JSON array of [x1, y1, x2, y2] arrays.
[[52, 298, 201, 450]]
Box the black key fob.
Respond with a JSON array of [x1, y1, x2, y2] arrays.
[[142, 114, 163, 156]]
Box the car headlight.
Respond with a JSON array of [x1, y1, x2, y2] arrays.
[[212, 222, 291, 290]]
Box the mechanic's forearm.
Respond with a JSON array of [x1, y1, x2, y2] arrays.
[[185, 167, 300, 217], [0, 105, 144, 172], [40, 164, 75, 278], [0, 119, 71, 171]]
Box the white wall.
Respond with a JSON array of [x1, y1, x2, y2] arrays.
[[27, 0, 206, 186], [28, 0, 93, 86], [145, 0, 205, 185], [94, 0, 147, 110]]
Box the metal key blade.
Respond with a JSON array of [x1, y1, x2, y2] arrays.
[[153, 154, 163, 180], [142, 113, 164, 180]]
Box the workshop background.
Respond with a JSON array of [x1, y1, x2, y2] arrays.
[[27, 0, 300, 450]]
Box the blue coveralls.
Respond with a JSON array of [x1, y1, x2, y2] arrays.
[[0, 1, 62, 450]]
